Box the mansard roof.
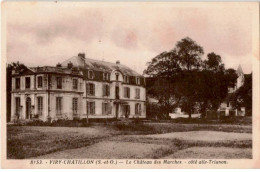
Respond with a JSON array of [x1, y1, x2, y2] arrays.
[[29, 66, 83, 77], [61, 55, 142, 77]]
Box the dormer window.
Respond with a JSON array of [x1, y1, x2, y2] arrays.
[[88, 70, 94, 79], [103, 72, 109, 81], [136, 77, 140, 85], [124, 75, 129, 83], [115, 73, 119, 81]]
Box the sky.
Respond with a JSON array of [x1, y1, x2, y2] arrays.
[[4, 2, 256, 74]]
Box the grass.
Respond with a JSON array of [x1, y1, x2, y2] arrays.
[[109, 136, 252, 159], [111, 121, 252, 134], [7, 120, 252, 159], [7, 125, 118, 159]]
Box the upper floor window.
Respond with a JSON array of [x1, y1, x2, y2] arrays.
[[103, 73, 109, 81], [38, 76, 42, 88], [115, 73, 119, 81], [124, 87, 130, 98], [136, 77, 140, 85], [124, 75, 129, 83], [57, 77, 62, 89], [72, 98, 78, 115], [15, 78, 20, 89], [86, 83, 95, 96], [56, 97, 62, 115], [73, 79, 78, 89], [103, 84, 110, 96], [25, 77, 30, 89], [88, 70, 94, 79], [37, 97, 43, 115], [135, 88, 140, 99]]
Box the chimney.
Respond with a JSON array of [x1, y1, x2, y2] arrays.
[[116, 60, 120, 64], [56, 63, 62, 67], [67, 61, 73, 69], [78, 53, 85, 59]]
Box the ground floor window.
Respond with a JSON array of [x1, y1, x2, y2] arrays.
[[37, 97, 43, 116], [122, 104, 130, 118], [102, 102, 112, 115], [15, 97, 20, 117], [56, 97, 62, 115], [87, 101, 95, 115], [72, 98, 78, 115], [135, 103, 141, 115]]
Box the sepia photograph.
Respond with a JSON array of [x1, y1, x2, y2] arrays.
[[1, 1, 259, 169]]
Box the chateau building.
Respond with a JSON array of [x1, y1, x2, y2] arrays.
[[11, 53, 146, 122]]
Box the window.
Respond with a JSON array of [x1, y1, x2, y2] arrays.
[[86, 83, 95, 96], [37, 97, 43, 115], [56, 97, 62, 115], [73, 79, 78, 89], [57, 77, 62, 89], [72, 98, 78, 115], [135, 88, 140, 99], [88, 102, 95, 115], [102, 102, 111, 115], [135, 103, 141, 115], [88, 70, 94, 79], [136, 77, 140, 85], [124, 87, 130, 98], [25, 77, 30, 89], [15, 97, 20, 115], [115, 86, 119, 99], [38, 76, 42, 88], [116, 73, 119, 81], [103, 73, 109, 81], [15, 78, 20, 89], [103, 84, 110, 96], [124, 75, 129, 83]]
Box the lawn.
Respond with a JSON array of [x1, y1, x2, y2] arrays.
[[7, 121, 252, 159], [7, 125, 119, 159]]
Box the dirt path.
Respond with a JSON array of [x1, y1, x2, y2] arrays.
[[34, 131, 252, 159], [163, 147, 252, 159], [36, 141, 169, 159], [144, 131, 252, 142]]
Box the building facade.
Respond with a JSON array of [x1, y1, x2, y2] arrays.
[[10, 54, 146, 122], [218, 64, 246, 116]]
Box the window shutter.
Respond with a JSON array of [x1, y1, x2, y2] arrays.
[[86, 101, 89, 115], [93, 102, 95, 114], [124, 87, 126, 98], [127, 88, 130, 98], [135, 104, 137, 114], [102, 103, 105, 115], [102, 85, 105, 96], [139, 104, 141, 115], [107, 85, 110, 96], [93, 84, 95, 96], [60, 98, 63, 113], [109, 103, 112, 114], [86, 83, 89, 95]]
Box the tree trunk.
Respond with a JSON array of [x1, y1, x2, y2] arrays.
[[188, 111, 192, 119]]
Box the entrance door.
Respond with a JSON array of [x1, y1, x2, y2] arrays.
[[26, 97, 31, 119]]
